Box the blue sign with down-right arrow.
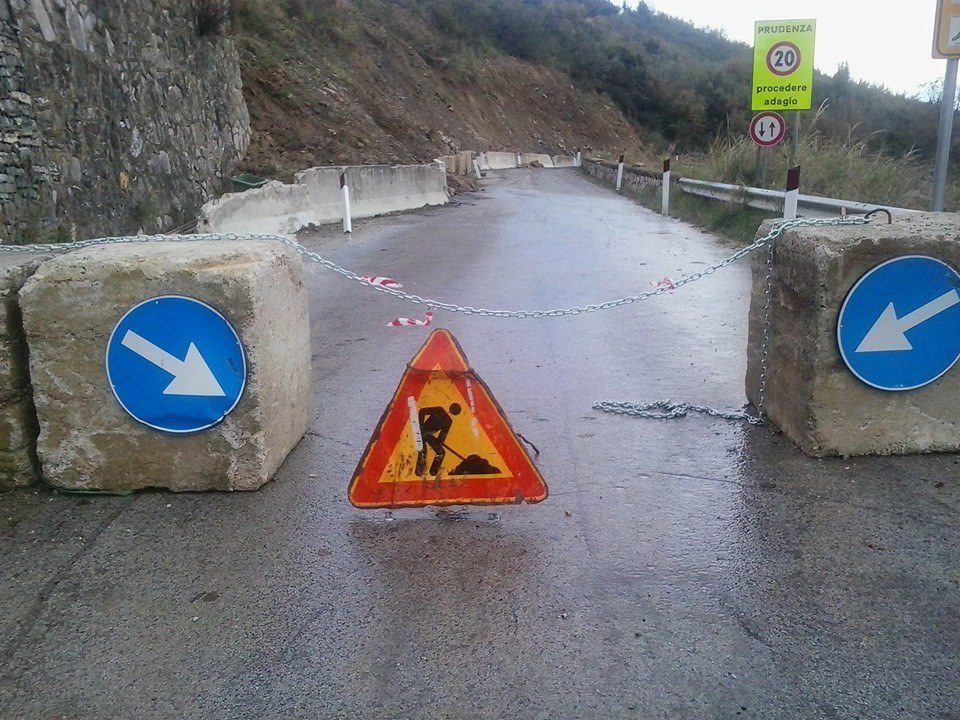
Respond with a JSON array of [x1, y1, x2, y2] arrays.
[[837, 256, 960, 391]]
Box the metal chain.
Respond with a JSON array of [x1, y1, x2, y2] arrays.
[[0, 215, 870, 426], [0, 216, 867, 319], [590, 215, 871, 425]]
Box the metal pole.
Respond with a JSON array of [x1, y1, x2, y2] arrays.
[[755, 146, 769, 187], [932, 57, 958, 211], [789, 111, 800, 166]]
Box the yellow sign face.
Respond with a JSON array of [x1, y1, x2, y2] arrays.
[[933, 0, 960, 58], [752, 19, 816, 111]]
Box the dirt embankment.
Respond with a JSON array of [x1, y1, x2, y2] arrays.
[[233, 1, 643, 180]]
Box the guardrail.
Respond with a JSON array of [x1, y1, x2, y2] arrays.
[[676, 177, 919, 218], [581, 156, 918, 218]]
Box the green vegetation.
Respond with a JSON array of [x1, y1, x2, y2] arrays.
[[631, 183, 775, 246], [378, 0, 944, 160], [673, 107, 956, 210]]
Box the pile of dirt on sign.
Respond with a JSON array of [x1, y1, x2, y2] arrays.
[[230, 1, 644, 181]]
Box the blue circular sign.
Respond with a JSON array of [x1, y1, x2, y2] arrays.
[[106, 296, 246, 433], [837, 256, 960, 391]]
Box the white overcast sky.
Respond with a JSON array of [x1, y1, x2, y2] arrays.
[[630, 1, 943, 96]]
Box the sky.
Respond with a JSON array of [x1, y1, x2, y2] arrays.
[[630, 1, 944, 97]]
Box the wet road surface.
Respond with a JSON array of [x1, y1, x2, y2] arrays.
[[1, 169, 958, 719]]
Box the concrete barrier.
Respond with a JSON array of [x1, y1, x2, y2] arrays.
[[437, 151, 476, 175], [199, 164, 449, 236], [552, 155, 578, 168], [745, 213, 960, 456], [20, 240, 311, 491], [479, 151, 518, 170], [197, 181, 316, 236], [0, 255, 48, 489], [520, 153, 555, 168], [305, 164, 448, 221]]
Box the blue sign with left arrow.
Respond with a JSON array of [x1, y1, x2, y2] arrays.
[[106, 296, 246, 433], [837, 256, 960, 391]]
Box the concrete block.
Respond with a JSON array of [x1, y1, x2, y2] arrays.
[[199, 164, 449, 236], [20, 240, 311, 491], [520, 153, 555, 168], [197, 180, 314, 236], [479, 152, 518, 170], [745, 213, 960, 456], [552, 155, 577, 168], [0, 254, 47, 489], [341, 164, 448, 218], [437, 151, 476, 175]]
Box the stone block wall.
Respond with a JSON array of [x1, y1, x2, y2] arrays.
[[0, 0, 249, 244]]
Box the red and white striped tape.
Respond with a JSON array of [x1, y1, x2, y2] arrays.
[[652, 277, 676, 291], [360, 275, 403, 289], [386, 310, 433, 328]]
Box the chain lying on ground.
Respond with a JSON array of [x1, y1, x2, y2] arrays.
[[0, 215, 871, 424]]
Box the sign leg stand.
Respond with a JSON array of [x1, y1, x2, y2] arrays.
[[932, 57, 958, 212]]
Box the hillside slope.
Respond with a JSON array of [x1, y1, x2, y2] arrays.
[[232, 0, 643, 178]]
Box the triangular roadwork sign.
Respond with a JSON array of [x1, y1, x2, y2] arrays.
[[349, 329, 548, 508]]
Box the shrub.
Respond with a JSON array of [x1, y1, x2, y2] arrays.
[[196, 0, 230, 37]]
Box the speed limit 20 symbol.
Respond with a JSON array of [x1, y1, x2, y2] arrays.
[[766, 41, 801, 76], [750, 112, 786, 148]]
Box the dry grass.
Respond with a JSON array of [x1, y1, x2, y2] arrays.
[[673, 105, 957, 211]]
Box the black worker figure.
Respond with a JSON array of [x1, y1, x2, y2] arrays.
[[416, 403, 461, 476]]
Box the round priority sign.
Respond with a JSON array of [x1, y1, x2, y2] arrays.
[[106, 296, 246, 433], [837, 256, 960, 391], [766, 41, 801, 77], [750, 112, 786, 148]]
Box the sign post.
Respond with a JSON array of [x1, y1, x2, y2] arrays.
[[931, 0, 960, 211]]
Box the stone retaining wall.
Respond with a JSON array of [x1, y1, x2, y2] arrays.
[[1, 0, 249, 244]]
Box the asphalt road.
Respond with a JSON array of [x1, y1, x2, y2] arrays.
[[1, 169, 958, 719]]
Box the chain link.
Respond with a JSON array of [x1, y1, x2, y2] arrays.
[[0, 215, 871, 426], [0, 216, 868, 318]]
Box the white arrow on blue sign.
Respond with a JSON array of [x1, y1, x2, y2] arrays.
[[837, 256, 960, 391], [106, 296, 246, 433]]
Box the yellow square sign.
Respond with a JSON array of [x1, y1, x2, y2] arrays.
[[752, 19, 816, 111], [933, 0, 960, 58]]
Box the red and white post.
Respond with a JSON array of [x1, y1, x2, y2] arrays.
[[340, 172, 352, 234], [784, 165, 800, 220], [615, 154, 625, 192], [661, 158, 671, 215]]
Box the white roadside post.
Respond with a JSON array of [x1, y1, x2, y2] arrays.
[[340, 171, 352, 234], [575, 149, 582, 167], [516, 152, 522, 167], [784, 165, 800, 219], [661, 158, 671, 215], [615, 154, 624, 192], [472, 159, 482, 180]]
